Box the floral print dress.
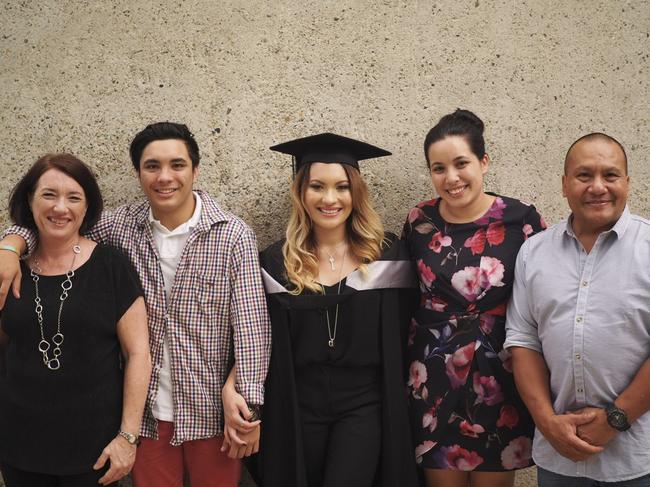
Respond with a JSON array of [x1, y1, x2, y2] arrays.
[[403, 194, 546, 471]]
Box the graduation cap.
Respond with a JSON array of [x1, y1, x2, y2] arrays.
[[270, 132, 391, 174]]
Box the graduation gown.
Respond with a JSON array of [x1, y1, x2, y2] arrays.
[[248, 233, 420, 487]]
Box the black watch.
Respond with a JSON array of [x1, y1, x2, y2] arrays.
[[605, 403, 630, 432], [247, 404, 263, 422]]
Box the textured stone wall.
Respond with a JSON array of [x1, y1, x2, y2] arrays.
[[1, 1, 648, 486]]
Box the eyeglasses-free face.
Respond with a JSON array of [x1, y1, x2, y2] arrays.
[[138, 139, 198, 230], [428, 135, 490, 222], [29, 169, 88, 243], [562, 138, 629, 238]]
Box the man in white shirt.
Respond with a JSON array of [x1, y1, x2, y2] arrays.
[[505, 133, 650, 486]]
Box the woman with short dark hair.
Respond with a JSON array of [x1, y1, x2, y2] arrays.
[[0, 153, 151, 487]]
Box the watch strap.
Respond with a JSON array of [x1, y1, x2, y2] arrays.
[[247, 404, 263, 422], [118, 429, 140, 445]]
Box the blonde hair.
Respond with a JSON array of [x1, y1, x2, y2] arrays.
[[283, 163, 385, 294]]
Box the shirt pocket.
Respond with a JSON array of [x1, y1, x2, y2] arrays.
[[184, 274, 231, 362], [195, 274, 230, 320]]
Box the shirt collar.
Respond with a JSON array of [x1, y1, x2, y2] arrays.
[[148, 191, 203, 235], [564, 205, 631, 239]]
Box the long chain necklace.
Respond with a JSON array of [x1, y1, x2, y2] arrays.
[[320, 249, 346, 348], [30, 243, 81, 371]]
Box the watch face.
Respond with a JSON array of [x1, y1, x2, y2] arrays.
[[610, 410, 626, 427], [119, 430, 138, 444], [607, 406, 630, 431]]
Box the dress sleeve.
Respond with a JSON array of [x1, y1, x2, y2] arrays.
[[108, 246, 144, 323], [523, 203, 547, 237]]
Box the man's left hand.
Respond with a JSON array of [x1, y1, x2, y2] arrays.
[[575, 407, 618, 447]]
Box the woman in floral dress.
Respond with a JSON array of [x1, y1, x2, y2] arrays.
[[403, 109, 546, 487]]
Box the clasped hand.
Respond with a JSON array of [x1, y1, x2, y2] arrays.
[[221, 384, 261, 459], [574, 406, 618, 447], [542, 407, 617, 462]]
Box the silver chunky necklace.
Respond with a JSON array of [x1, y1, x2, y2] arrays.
[[30, 244, 81, 371], [320, 249, 346, 348]]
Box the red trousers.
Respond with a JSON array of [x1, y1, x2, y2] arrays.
[[131, 421, 241, 487]]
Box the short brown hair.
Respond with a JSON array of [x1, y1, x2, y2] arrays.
[[9, 153, 103, 234]]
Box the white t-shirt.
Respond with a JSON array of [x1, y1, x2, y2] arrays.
[[149, 193, 202, 422]]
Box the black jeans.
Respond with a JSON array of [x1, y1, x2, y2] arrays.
[[538, 467, 650, 487]]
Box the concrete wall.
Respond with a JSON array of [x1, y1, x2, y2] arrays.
[[1, 1, 648, 486]]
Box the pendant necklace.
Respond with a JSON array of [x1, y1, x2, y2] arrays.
[[321, 248, 346, 348], [30, 243, 81, 371], [325, 251, 336, 271], [321, 242, 345, 271]]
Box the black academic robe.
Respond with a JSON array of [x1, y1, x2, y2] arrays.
[[248, 233, 420, 487]]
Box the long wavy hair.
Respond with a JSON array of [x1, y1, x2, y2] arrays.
[[283, 162, 385, 294]]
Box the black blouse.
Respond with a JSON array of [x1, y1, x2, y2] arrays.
[[0, 244, 142, 475], [288, 278, 382, 369]]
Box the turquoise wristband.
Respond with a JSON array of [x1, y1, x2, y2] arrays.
[[0, 245, 20, 257]]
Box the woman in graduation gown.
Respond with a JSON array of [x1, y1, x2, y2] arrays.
[[249, 133, 419, 487]]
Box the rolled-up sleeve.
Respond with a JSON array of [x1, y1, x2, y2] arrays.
[[504, 240, 543, 353], [229, 227, 271, 405]]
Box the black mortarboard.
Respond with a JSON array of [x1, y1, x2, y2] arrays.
[[269, 132, 391, 173]]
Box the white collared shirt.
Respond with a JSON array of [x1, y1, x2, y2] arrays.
[[149, 192, 203, 422], [505, 207, 650, 481]]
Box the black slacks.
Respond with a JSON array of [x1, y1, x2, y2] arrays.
[[296, 365, 382, 487], [1, 463, 116, 487]]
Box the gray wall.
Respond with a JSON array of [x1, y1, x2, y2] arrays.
[[1, 1, 648, 486]]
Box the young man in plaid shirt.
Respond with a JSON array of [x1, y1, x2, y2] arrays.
[[0, 122, 271, 486]]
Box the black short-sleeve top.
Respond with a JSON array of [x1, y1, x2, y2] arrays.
[[0, 244, 143, 475]]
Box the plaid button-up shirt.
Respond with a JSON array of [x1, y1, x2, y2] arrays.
[[8, 190, 271, 445]]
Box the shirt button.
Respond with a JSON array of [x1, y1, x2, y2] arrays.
[[581, 281, 588, 287], [577, 388, 584, 393], [576, 354, 581, 360], [576, 316, 583, 323]]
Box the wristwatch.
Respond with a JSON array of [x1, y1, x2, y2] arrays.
[[118, 429, 141, 445], [247, 404, 263, 422], [605, 403, 631, 432]]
